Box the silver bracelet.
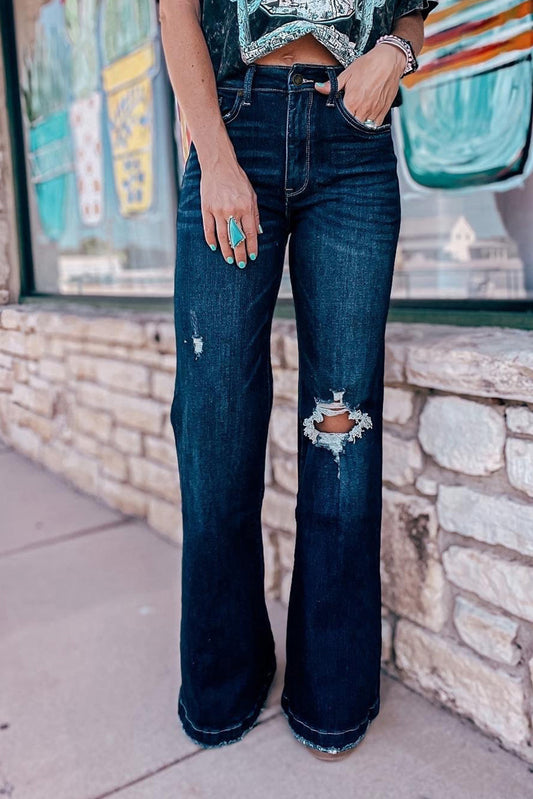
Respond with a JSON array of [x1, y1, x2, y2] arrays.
[[375, 34, 418, 77]]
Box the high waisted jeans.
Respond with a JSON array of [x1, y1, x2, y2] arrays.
[[170, 62, 401, 754]]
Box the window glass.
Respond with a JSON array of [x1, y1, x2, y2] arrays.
[[17, 0, 533, 302], [16, 0, 178, 296]]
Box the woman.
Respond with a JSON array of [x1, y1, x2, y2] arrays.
[[162, 0, 438, 761]]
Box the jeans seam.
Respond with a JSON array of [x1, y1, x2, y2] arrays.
[[286, 89, 313, 198], [280, 709, 369, 754], [284, 91, 290, 197], [281, 692, 379, 735], [217, 85, 287, 93], [179, 667, 276, 735]]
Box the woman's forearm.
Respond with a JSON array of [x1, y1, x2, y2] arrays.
[[391, 10, 425, 57], [159, 0, 236, 170]]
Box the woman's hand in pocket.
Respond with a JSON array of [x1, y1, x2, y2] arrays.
[[315, 44, 406, 127]]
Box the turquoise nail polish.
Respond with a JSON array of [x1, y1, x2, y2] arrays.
[[209, 243, 217, 251], [250, 253, 256, 260], [227, 255, 234, 264], [315, 81, 326, 87], [258, 224, 264, 234], [238, 261, 246, 269]]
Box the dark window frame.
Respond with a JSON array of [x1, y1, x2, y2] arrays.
[[2, 0, 533, 329]]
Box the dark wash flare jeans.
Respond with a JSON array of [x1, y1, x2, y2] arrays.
[[170, 62, 401, 754]]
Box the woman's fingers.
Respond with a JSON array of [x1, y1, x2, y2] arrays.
[[242, 208, 258, 263], [214, 213, 235, 264], [345, 89, 388, 125], [367, 104, 390, 126], [203, 212, 218, 251]]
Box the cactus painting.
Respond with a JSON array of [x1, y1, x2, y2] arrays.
[[21, 25, 73, 241]]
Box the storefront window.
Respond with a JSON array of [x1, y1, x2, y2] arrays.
[[15, 0, 178, 296], [11, 0, 533, 304]]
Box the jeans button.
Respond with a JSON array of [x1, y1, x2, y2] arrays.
[[292, 73, 303, 85]]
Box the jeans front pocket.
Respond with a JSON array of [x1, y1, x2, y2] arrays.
[[334, 91, 392, 138], [217, 87, 245, 125]]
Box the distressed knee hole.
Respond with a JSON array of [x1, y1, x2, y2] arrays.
[[302, 389, 373, 478]]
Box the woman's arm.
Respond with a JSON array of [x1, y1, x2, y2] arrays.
[[391, 10, 425, 60], [314, 11, 426, 127], [160, 0, 260, 266]]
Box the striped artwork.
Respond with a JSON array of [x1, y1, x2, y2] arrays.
[[397, 0, 533, 191], [404, 0, 533, 89]]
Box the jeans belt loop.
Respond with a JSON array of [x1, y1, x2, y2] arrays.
[[242, 64, 256, 106], [325, 67, 338, 107]]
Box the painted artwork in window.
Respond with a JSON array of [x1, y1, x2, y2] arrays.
[[17, 0, 177, 296]]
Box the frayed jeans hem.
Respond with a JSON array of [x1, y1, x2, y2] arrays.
[[177, 667, 277, 749], [280, 693, 380, 754]]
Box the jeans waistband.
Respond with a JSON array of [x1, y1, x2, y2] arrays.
[[217, 62, 346, 105]]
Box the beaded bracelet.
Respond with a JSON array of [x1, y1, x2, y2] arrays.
[[375, 34, 418, 77]]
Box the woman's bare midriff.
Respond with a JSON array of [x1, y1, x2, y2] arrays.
[[253, 32, 342, 67]]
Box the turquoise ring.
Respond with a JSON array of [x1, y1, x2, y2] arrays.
[[227, 215, 246, 249]]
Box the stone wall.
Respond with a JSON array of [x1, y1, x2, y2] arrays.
[[1, 305, 533, 764], [376, 324, 533, 766], [0, 306, 182, 536]]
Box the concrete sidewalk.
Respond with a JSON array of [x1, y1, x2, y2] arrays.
[[1, 443, 532, 799]]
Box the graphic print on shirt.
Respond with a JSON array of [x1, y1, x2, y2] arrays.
[[259, 0, 354, 21], [231, 0, 387, 67]]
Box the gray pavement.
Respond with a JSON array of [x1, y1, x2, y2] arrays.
[[1, 445, 532, 799]]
